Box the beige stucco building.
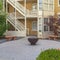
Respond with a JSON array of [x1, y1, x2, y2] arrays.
[[3, 0, 57, 38]]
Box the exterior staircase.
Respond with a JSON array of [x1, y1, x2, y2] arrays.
[[5, 13, 26, 37], [7, 0, 29, 16], [7, 0, 37, 17], [6, 0, 37, 36]]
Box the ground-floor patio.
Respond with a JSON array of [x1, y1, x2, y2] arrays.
[[0, 37, 60, 60]]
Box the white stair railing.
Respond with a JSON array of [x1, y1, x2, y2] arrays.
[[7, 0, 30, 16], [9, 13, 25, 29], [7, 15, 25, 31]]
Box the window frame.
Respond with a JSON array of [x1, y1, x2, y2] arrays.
[[32, 21, 37, 31], [32, 3, 37, 11], [48, 4, 54, 11], [44, 18, 49, 31], [43, 3, 48, 11], [58, 0, 60, 6], [48, 0, 53, 4]]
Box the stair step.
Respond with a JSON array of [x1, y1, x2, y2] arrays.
[[4, 31, 26, 37]]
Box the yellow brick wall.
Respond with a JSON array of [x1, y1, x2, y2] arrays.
[[19, 1, 37, 10], [26, 18, 37, 36], [8, 1, 37, 36], [19, 19, 37, 36], [8, 4, 14, 13], [54, 0, 60, 17], [8, 1, 37, 12]]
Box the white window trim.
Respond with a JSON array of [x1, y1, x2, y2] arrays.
[[44, 18, 50, 31], [32, 21, 37, 31], [48, 0, 54, 11], [57, 13, 60, 18], [58, 0, 60, 6], [53, 0, 54, 12], [32, 3, 37, 11]]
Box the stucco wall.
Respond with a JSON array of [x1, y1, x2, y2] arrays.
[[26, 18, 37, 36], [54, 0, 60, 16], [19, 18, 37, 36]]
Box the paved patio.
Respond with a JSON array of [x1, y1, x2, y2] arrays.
[[0, 37, 60, 60]]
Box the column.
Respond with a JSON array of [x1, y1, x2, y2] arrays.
[[6, 0, 8, 32], [38, 0, 43, 38], [15, 0, 16, 31], [24, 0, 26, 36]]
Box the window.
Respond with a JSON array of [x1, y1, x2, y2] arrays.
[[39, 0, 42, 10], [44, 25, 48, 31], [32, 21, 37, 31], [39, 18, 43, 32], [49, 0, 53, 4], [44, 0, 48, 3], [32, 3, 37, 11], [39, 0, 42, 4], [44, 18, 53, 31], [49, 26, 53, 31], [44, 18, 48, 24], [58, 0, 60, 6], [43, 4, 48, 10], [44, 18, 49, 31], [49, 4, 53, 11], [39, 3, 42, 10]]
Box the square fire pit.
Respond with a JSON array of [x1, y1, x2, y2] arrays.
[[28, 37, 38, 45]]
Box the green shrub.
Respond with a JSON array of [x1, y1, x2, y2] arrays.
[[36, 49, 60, 60], [0, 0, 8, 36], [0, 0, 3, 10], [0, 11, 7, 36]]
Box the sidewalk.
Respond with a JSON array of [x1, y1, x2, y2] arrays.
[[0, 37, 60, 60]]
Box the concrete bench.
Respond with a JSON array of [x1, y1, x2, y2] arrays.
[[49, 35, 60, 40], [5, 36, 16, 41]]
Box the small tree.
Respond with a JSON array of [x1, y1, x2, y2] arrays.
[[0, 0, 3, 10], [0, 0, 8, 36], [46, 16, 60, 36], [0, 11, 7, 36]]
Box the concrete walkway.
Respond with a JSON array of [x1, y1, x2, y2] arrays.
[[0, 37, 60, 60]]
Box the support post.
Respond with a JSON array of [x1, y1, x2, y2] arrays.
[[24, 0, 26, 37], [15, 0, 17, 31], [37, 0, 39, 38], [37, 0, 43, 38]]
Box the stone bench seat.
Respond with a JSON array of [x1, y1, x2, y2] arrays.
[[5, 36, 16, 41], [49, 35, 60, 40]]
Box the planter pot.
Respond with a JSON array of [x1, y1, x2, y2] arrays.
[[28, 38, 38, 45]]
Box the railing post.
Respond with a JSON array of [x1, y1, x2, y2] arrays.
[[6, 0, 8, 33], [15, 0, 17, 31]]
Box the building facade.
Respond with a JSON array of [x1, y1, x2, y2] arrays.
[[3, 0, 55, 38], [54, 0, 60, 17]]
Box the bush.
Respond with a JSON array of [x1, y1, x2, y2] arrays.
[[0, 11, 7, 36], [36, 49, 60, 60], [0, 0, 3, 10]]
